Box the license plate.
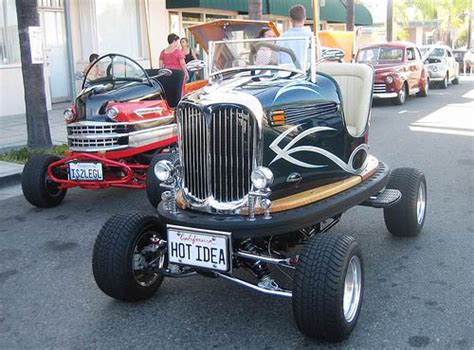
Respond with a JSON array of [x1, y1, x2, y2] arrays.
[[167, 225, 231, 272], [68, 162, 103, 181]]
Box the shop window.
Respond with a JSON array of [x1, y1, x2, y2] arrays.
[[205, 14, 229, 22], [0, 0, 20, 65], [95, 0, 143, 59]]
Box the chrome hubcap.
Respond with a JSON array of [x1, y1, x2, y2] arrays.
[[399, 88, 406, 102], [416, 182, 426, 224], [343, 256, 362, 323]]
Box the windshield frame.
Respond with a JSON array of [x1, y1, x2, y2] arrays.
[[357, 46, 404, 64], [82, 53, 151, 89], [208, 36, 316, 82]]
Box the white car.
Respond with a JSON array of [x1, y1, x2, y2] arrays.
[[463, 48, 474, 74], [421, 44, 459, 88]]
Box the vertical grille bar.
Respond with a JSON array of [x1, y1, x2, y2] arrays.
[[179, 104, 256, 205]]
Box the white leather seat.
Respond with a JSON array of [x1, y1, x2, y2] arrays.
[[317, 63, 373, 137]]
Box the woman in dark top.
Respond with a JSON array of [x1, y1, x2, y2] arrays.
[[180, 37, 198, 81]]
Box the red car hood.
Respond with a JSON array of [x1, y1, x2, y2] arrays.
[[369, 63, 405, 73]]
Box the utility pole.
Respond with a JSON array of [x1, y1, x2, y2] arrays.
[[346, 0, 355, 31], [15, 0, 52, 150], [387, 0, 393, 42], [248, 0, 262, 21]]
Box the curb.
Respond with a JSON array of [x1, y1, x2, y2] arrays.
[[0, 172, 22, 189]]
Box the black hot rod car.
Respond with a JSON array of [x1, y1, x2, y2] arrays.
[[92, 22, 427, 342], [21, 54, 193, 208]]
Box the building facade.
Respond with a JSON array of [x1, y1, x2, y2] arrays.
[[0, 0, 372, 117]]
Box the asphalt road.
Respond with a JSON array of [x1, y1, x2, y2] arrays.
[[1, 77, 473, 349]]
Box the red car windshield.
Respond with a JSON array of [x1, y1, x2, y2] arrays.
[[357, 47, 403, 63]]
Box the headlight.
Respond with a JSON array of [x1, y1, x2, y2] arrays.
[[385, 75, 394, 84], [251, 167, 274, 190], [106, 106, 119, 119], [63, 108, 75, 121], [154, 160, 174, 182]]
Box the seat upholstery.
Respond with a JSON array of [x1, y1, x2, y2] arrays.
[[317, 63, 373, 137]]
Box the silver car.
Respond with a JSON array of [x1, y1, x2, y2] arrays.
[[421, 44, 459, 88]]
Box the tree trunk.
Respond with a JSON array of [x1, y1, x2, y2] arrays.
[[346, 0, 355, 31], [15, 0, 52, 150], [248, 0, 262, 21], [467, 0, 472, 49], [387, 0, 393, 42]]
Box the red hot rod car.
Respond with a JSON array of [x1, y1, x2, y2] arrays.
[[356, 41, 429, 105], [21, 54, 187, 208]]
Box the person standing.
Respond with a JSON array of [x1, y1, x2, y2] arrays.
[[159, 33, 189, 83], [280, 4, 313, 66], [180, 37, 198, 81]]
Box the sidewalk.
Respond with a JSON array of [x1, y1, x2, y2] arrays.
[[0, 103, 69, 188]]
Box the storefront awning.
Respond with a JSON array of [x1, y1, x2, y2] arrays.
[[166, 0, 373, 26]]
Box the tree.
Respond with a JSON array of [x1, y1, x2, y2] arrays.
[[248, 0, 262, 21], [15, 0, 52, 150], [387, 0, 394, 41], [346, 0, 355, 31]]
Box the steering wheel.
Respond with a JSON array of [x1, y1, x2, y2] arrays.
[[251, 42, 301, 70]]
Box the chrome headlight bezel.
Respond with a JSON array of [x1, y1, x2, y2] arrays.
[[63, 108, 75, 121], [251, 167, 274, 190], [385, 75, 394, 84], [106, 106, 119, 119], [154, 160, 174, 182]]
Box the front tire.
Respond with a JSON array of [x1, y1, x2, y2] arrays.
[[293, 233, 364, 342], [92, 213, 166, 301], [383, 168, 427, 237], [21, 155, 67, 208], [440, 73, 448, 89], [393, 83, 407, 105]]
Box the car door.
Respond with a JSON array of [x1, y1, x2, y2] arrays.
[[446, 48, 456, 78], [406, 46, 421, 91]]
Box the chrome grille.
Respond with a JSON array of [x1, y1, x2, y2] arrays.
[[179, 104, 257, 206], [373, 83, 386, 93], [67, 122, 128, 151]]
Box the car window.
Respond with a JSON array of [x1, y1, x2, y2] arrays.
[[356, 47, 403, 63], [415, 48, 421, 60], [406, 48, 415, 61]]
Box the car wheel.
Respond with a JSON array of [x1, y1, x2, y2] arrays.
[[393, 83, 407, 105], [383, 168, 427, 237], [92, 213, 166, 301], [21, 155, 67, 208], [146, 152, 179, 208], [293, 233, 364, 342], [440, 73, 448, 89], [452, 76, 459, 85], [417, 78, 429, 97]]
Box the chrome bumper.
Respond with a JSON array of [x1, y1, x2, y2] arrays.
[[373, 92, 398, 99]]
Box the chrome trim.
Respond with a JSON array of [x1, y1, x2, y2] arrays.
[[234, 251, 295, 270], [134, 107, 164, 118], [215, 272, 292, 298], [343, 255, 362, 322], [373, 92, 398, 99]]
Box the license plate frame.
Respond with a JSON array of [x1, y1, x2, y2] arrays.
[[167, 225, 232, 272], [68, 161, 104, 181]]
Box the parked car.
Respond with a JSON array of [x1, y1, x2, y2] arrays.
[[420, 44, 459, 88], [453, 48, 467, 74], [92, 21, 428, 342], [356, 41, 429, 105], [21, 54, 183, 208]]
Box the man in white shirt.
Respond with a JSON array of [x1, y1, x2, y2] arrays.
[[280, 4, 313, 67]]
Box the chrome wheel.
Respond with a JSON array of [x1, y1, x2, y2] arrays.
[[399, 86, 406, 103], [416, 182, 426, 225], [132, 230, 165, 287], [343, 255, 362, 323]]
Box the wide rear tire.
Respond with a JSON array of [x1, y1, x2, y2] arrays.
[[146, 152, 179, 208], [92, 213, 166, 301], [293, 233, 364, 342], [383, 168, 427, 237], [21, 155, 67, 208]]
